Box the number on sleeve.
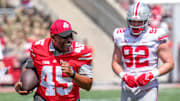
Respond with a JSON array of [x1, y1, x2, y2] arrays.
[[74, 42, 85, 53], [35, 39, 45, 45]]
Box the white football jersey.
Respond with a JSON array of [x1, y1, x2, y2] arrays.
[[113, 27, 168, 75], [113, 27, 168, 89]]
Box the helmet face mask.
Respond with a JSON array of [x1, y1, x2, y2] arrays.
[[127, 2, 151, 35]]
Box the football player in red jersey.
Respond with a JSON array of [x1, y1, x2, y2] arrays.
[[15, 19, 93, 101], [112, 2, 174, 101]]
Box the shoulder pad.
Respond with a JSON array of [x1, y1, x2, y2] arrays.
[[73, 41, 93, 55], [113, 28, 126, 44], [30, 38, 50, 59], [114, 28, 126, 35], [152, 28, 168, 42], [148, 27, 157, 34], [31, 39, 45, 53], [72, 41, 93, 61]]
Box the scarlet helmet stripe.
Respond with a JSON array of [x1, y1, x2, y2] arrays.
[[135, 2, 141, 17]]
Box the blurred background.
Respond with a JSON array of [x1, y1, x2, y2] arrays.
[[0, 0, 180, 99]]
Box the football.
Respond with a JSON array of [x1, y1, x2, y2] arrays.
[[20, 69, 38, 91]]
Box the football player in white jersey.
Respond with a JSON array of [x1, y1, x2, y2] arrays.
[[112, 1, 174, 101]]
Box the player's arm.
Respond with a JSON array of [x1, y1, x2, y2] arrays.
[[112, 44, 123, 75], [15, 58, 36, 95], [72, 69, 92, 91], [112, 44, 138, 88], [137, 41, 174, 86], [15, 80, 33, 95], [157, 41, 174, 76], [61, 60, 93, 91]]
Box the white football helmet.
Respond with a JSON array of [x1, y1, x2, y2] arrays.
[[127, 2, 151, 35]]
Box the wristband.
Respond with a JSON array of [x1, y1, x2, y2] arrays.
[[151, 70, 160, 78], [70, 70, 76, 78], [118, 72, 126, 79]]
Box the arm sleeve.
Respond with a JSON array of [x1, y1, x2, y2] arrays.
[[22, 58, 38, 77], [157, 28, 168, 44], [113, 28, 124, 46], [24, 58, 35, 69], [78, 64, 93, 78]]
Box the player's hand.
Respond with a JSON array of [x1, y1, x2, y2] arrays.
[[14, 82, 32, 95], [122, 74, 138, 88], [136, 72, 154, 86], [60, 60, 74, 77]]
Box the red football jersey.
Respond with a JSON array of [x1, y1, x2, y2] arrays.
[[30, 38, 93, 101]]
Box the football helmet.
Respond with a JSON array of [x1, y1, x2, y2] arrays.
[[127, 2, 151, 35]]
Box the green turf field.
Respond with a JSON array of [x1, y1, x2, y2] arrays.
[[0, 88, 180, 101]]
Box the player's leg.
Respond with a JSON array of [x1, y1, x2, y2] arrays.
[[138, 87, 158, 101], [121, 89, 129, 101], [121, 87, 135, 101]]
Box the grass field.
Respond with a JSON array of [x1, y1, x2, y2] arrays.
[[0, 88, 180, 101]]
